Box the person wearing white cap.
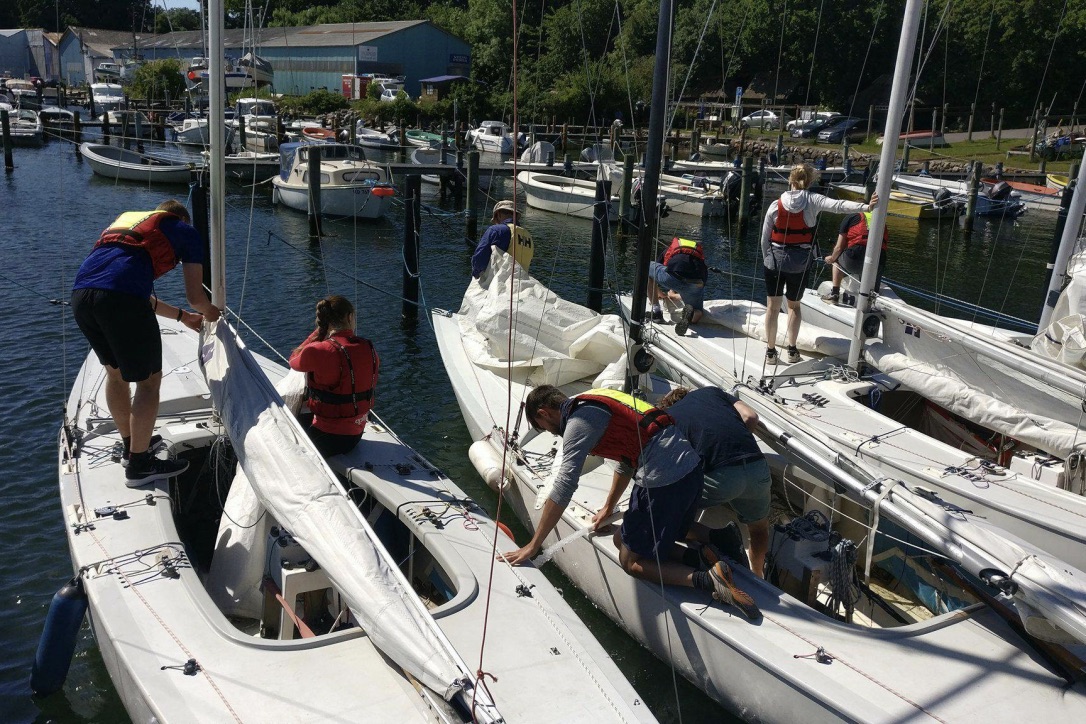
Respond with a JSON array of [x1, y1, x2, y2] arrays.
[[470, 199, 534, 278]]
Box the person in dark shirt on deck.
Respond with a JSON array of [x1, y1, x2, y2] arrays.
[[71, 200, 221, 487], [470, 199, 534, 278], [648, 237, 708, 335], [821, 211, 889, 305], [658, 386, 771, 577]]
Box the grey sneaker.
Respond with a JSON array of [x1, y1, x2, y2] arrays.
[[765, 348, 778, 366], [125, 455, 189, 488], [675, 305, 694, 336], [821, 291, 840, 305], [785, 346, 802, 364], [708, 561, 761, 620]]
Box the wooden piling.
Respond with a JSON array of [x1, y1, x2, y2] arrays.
[[996, 108, 1004, 149], [930, 108, 937, 152], [101, 112, 111, 145], [966, 102, 975, 143], [465, 150, 479, 241], [738, 155, 753, 230], [135, 111, 144, 153], [402, 174, 421, 319], [690, 127, 700, 159], [963, 161, 982, 233], [120, 112, 130, 150], [72, 111, 82, 147], [307, 145, 322, 242], [588, 174, 608, 312], [87, 86, 96, 118], [866, 105, 874, 143], [238, 116, 247, 153], [2, 110, 13, 172], [619, 153, 634, 226], [561, 123, 567, 151], [901, 142, 911, 172]]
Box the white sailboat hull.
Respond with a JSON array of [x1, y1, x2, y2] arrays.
[[433, 293, 1086, 722]]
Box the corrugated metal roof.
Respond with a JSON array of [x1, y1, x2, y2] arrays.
[[420, 75, 470, 84], [95, 20, 437, 52]]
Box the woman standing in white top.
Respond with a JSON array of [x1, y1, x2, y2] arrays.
[[760, 164, 876, 364]]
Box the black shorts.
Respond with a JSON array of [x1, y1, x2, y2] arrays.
[[763, 266, 810, 302], [299, 415, 363, 457], [839, 245, 886, 282], [71, 288, 161, 382], [620, 464, 704, 559]]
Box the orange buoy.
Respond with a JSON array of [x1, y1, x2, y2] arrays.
[[371, 186, 395, 197]]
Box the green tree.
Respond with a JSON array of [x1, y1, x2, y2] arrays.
[[153, 8, 201, 34], [129, 59, 186, 101]]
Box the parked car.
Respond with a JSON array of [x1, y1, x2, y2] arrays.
[[817, 117, 866, 143], [740, 109, 791, 130], [786, 111, 839, 131], [379, 88, 400, 103], [791, 114, 843, 139]]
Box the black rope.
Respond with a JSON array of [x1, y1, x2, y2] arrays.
[[0, 270, 71, 305]]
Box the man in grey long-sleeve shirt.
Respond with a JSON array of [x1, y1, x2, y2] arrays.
[[501, 385, 761, 619]]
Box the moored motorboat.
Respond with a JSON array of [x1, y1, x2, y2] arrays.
[[80, 142, 193, 184], [3, 108, 44, 146], [830, 182, 957, 219], [404, 128, 443, 147], [468, 120, 519, 154], [982, 177, 1063, 212], [272, 142, 395, 219], [892, 172, 1026, 217], [88, 83, 124, 113], [517, 170, 618, 220]]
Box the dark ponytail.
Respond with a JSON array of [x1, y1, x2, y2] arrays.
[[314, 295, 354, 342]]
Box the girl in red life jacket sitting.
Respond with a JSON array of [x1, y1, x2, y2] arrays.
[[289, 295, 380, 458], [759, 164, 877, 365]]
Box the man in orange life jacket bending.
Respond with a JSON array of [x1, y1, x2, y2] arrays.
[[501, 385, 761, 620], [71, 200, 221, 487], [760, 164, 876, 364]]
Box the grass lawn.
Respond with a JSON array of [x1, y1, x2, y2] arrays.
[[732, 129, 1078, 174]]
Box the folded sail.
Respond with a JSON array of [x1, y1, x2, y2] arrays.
[[200, 321, 464, 699]]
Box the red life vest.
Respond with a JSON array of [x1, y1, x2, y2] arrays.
[[305, 336, 380, 423], [845, 212, 888, 251], [769, 200, 817, 245], [562, 389, 673, 469], [662, 237, 705, 265], [93, 210, 182, 279]]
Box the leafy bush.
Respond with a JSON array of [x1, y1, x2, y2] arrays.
[[277, 88, 349, 116], [129, 60, 187, 101]]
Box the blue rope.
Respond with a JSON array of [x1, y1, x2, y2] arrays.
[[883, 278, 1037, 334]]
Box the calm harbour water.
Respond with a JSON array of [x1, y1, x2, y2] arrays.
[[0, 128, 1058, 723]]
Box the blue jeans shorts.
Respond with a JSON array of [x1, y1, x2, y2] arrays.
[[650, 261, 705, 311], [700, 457, 772, 523]]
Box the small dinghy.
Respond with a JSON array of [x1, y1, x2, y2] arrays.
[[80, 142, 193, 184]]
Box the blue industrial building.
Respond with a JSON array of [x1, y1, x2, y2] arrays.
[[1, 28, 61, 81], [57, 21, 469, 98]]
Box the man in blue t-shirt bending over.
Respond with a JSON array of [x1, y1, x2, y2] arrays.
[[71, 200, 221, 487], [659, 386, 771, 577]]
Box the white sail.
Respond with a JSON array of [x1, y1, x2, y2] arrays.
[[461, 252, 631, 387], [200, 320, 465, 699]]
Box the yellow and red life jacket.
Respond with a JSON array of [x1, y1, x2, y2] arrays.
[[662, 237, 705, 265], [93, 210, 182, 279], [845, 212, 888, 251], [561, 388, 673, 469], [769, 200, 817, 245], [305, 336, 380, 422]]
